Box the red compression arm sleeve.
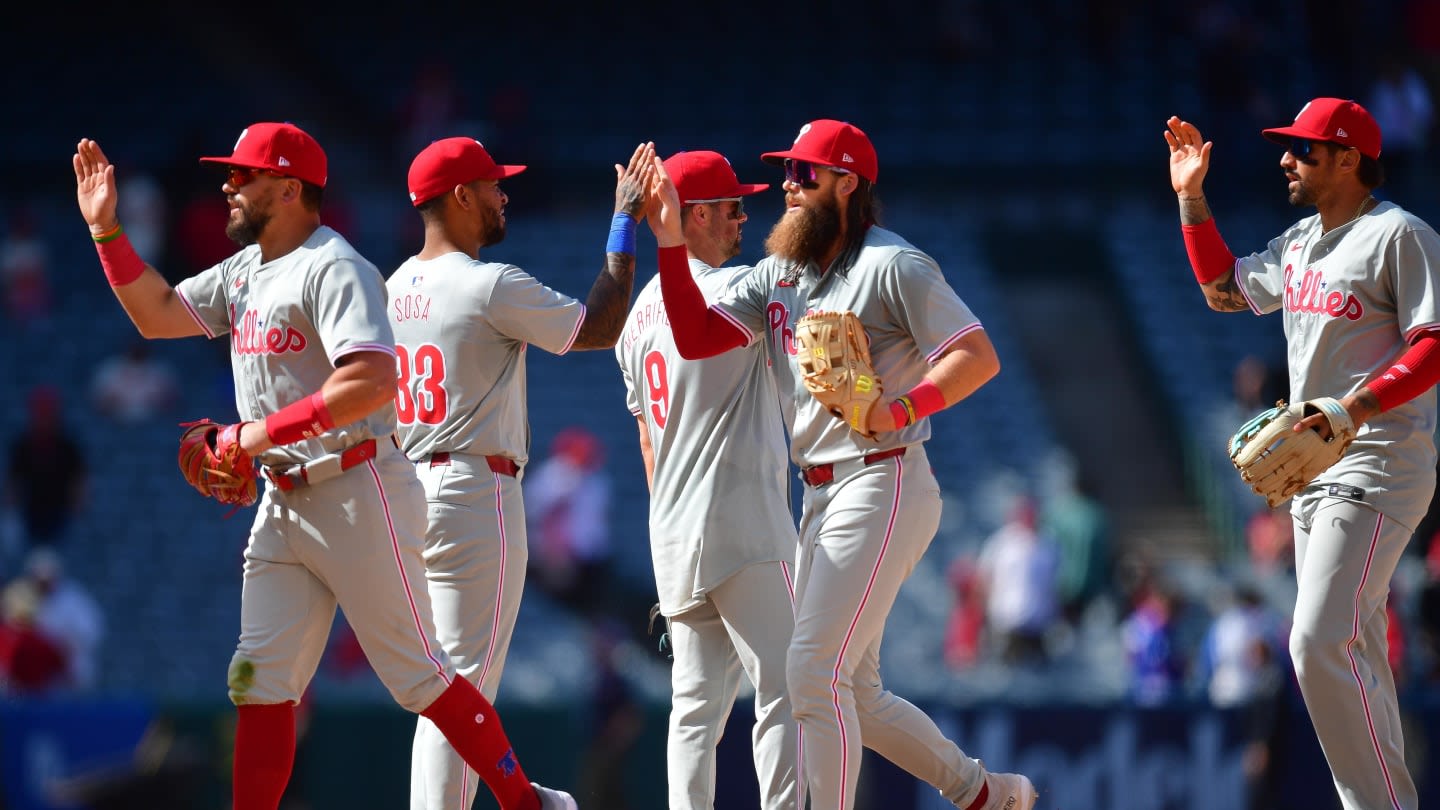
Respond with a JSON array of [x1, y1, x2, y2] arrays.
[[657, 245, 747, 359], [1367, 333, 1440, 411], [1181, 217, 1238, 285]]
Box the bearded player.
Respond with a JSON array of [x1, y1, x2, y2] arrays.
[[644, 120, 1037, 810]]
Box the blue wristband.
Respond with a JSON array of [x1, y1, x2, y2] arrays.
[[606, 212, 637, 255]]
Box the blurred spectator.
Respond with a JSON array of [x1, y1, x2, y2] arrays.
[[1195, 581, 1284, 708], [526, 426, 614, 612], [394, 60, 485, 172], [117, 171, 168, 264], [1368, 52, 1436, 204], [0, 205, 53, 331], [976, 495, 1060, 665], [0, 578, 69, 695], [575, 618, 644, 810], [24, 547, 105, 692], [90, 340, 181, 424], [1418, 535, 1440, 685], [1120, 578, 1186, 706], [1214, 355, 1287, 527], [1040, 470, 1112, 623], [170, 190, 233, 283], [943, 556, 987, 670], [1246, 505, 1296, 579], [5, 386, 87, 553]]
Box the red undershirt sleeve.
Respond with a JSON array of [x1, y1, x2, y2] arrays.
[[1367, 332, 1440, 412], [657, 244, 747, 359], [1181, 217, 1238, 285]]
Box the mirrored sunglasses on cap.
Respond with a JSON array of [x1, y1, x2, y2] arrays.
[[783, 159, 851, 189]]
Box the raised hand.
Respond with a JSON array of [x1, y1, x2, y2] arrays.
[[615, 141, 656, 219], [1164, 116, 1212, 197], [646, 154, 684, 248], [74, 138, 120, 236]]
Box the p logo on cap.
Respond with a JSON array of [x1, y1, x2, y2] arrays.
[[760, 119, 879, 183], [198, 122, 329, 188]]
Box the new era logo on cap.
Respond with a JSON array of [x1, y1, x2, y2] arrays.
[[1261, 97, 1383, 159], [199, 122, 329, 188], [760, 119, 878, 183]]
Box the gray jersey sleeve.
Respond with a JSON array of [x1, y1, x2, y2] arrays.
[[485, 264, 584, 355], [306, 253, 397, 362]]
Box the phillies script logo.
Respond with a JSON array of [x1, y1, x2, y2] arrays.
[[1284, 266, 1363, 321], [768, 301, 797, 356], [230, 305, 308, 355]]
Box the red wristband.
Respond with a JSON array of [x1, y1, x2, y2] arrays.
[[1181, 218, 1237, 285], [904, 379, 946, 421], [95, 232, 146, 286], [264, 391, 336, 446]]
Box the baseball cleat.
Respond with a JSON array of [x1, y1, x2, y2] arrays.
[[532, 782, 579, 810], [979, 771, 1038, 810]]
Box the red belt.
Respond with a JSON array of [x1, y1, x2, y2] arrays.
[[265, 438, 379, 493], [801, 447, 908, 487], [427, 452, 519, 478]]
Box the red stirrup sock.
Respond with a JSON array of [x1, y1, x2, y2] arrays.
[[421, 678, 540, 810], [234, 703, 296, 810]]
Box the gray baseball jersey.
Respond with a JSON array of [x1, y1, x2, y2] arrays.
[[1232, 200, 1440, 809], [616, 257, 802, 810], [705, 226, 992, 810], [387, 251, 583, 810], [175, 225, 457, 714]]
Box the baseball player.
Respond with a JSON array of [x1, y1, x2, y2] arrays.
[[73, 123, 574, 810], [389, 136, 653, 810], [615, 150, 802, 810], [642, 120, 1038, 810], [1167, 98, 1440, 810]]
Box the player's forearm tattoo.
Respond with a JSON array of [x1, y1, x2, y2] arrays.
[[1203, 273, 1249, 312], [572, 253, 636, 350], [615, 177, 647, 219], [1178, 195, 1212, 226]]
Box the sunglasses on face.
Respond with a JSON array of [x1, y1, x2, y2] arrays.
[[715, 199, 745, 220], [226, 166, 284, 188], [783, 159, 851, 189], [1288, 137, 1354, 166]]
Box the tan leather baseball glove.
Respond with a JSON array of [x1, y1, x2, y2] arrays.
[[795, 310, 884, 438], [177, 419, 258, 506], [1228, 397, 1357, 508]]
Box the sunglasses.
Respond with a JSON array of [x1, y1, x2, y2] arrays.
[[225, 166, 285, 188], [1287, 137, 1353, 166], [783, 159, 851, 189], [685, 198, 746, 220]]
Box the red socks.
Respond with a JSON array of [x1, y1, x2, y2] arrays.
[[421, 678, 540, 810], [234, 703, 296, 810]]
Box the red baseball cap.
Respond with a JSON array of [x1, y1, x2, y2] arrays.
[[199, 122, 328, 188], [663, 151, 769, 203], [408, 137, 527, 206], [1261, 97, 1383, 159], [761, 119, 878, 183]]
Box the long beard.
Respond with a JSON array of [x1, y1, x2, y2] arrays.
[[226, 200, 272, 246], [765, 196, 842, 267]]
